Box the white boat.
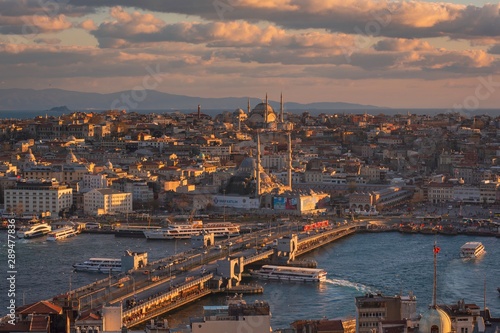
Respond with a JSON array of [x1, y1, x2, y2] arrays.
[[250, 265, 327, 282], [72, 258, 122, 273], [17, 222, 52, 239], [144, 221, 240, 240], [460, 241, 485, 258], [47, 226, 79, 241]]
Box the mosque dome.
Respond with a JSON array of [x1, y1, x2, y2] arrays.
[[247, 97, 277, 128], [418, 306, 452, 333], [251, 103, 275, 116], [105, 160, 113, 170], [233, 108, 246, 116], [238, 157, 257, 174]]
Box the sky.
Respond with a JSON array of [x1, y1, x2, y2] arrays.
[[0, 0, 500, 109]]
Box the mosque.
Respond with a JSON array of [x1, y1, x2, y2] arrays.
[[211, 133, 329, 214], [233, 93, 293, 131]]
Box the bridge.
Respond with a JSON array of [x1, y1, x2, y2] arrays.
[[17, 223, 361, 329], [122, 274, 213, 327]]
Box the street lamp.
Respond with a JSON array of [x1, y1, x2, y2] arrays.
[[167, 263, 173, 290], [129, 275, 136, 298]]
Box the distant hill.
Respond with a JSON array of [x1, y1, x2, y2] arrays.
[[47, 105, 71, 113], [0, 88, 382, 112]]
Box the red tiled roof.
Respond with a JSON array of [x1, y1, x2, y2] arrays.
[[18, 301, 62, 315]]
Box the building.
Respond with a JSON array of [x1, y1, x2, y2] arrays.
[[190, 297, 271, 333], [81, 173, 108, 190], [83, 188, 132, 216], [4, 179, 73, 217], [427, 183, 454, 203], [355, 293, 418, 333]]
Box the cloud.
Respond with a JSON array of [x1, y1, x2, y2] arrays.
[[0, 14, 73, 34], [0, 0, 95, 17], [488, 44, 500, 55], [69, 0, 500, 40], [373, 39, 434, 52], [90, 7, 356, 51], [33, 37, 62, 45], [79, 19, 97, 31]]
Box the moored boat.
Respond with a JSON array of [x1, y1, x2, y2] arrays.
[[144, 221, 240, 240], [17, 222, 52, 239], [72, 258, 122, 273], [47, 226, 79, 241], [115, 225, 161, 238], [250, 265, 327, 282]]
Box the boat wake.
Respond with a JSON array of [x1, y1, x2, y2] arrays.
[[324, 278, 373, 292]]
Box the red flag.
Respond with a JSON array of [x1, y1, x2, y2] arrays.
[[434, 246, 440, 254]]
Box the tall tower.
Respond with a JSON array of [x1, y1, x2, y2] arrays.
[[264, 93, 269, 124], [197, 104, 201, 119], [287, 132, 292, 189], [256, 134, 261, 197], [280, 92, 284, 123]]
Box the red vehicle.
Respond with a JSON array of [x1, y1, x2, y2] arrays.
[[303, 220, 329, 232]]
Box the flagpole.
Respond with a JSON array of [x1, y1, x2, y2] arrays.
[[432, 242, 440, 308]]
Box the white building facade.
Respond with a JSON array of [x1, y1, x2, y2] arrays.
[[83, 188, 132, 216], [4, 180, 73, 217]]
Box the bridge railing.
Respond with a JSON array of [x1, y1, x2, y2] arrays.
[[243, 250, 274, 265], [124, 289, 212, 328], [122, 273, 213, 317]]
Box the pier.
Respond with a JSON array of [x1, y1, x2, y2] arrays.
[[17, 223, 360, 329]]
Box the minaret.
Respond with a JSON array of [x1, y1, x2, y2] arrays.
[[197, 104, 201, 119], [280, 92, 284, 123], [287, 132, 292, 189], [256, 134, 261, 197], [265, 93, 269, 124], [247, 98, 251, 114], [432, 242, 440, 308]]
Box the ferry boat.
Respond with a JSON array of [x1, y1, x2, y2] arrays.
[[16, 222, 52, 239], [143, 221, 240, 240], [460, 241, 485, 259], [114, 225, 161, 238], [72, 258, 122, 273], [46, 226, 79, 241], [250, 265, 327, 282]]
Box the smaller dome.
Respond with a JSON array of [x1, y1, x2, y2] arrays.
[[238, 157, 256, 174], [418, 306, 452, 333], [67, 135, 77, 141], [233, 108, 246, 116]]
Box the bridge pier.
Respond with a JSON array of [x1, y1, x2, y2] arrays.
[[275, 234, 298, 263], [216, 257, 244, 288]]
